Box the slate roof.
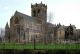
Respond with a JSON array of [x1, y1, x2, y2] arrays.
[[14, 11, 37, 22], [46, 22, 56, 27]]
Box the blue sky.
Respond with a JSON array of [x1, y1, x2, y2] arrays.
[[0, 0, 80, 29]]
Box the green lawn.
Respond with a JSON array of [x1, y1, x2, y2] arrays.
[[0, 43, 80, 49]]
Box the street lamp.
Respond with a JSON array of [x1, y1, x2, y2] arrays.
[[34, 35, 36, 50], [33, 35, 36, 54]]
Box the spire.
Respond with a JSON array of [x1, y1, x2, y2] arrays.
[[5, 22, 9, 29], [31, 3, 32, 5], [59, 23, 61, 26], [15, 10, 18, 14], [70, 24, 71, 26], [6, 22, 8, 26], [41, 1, 42, 4]]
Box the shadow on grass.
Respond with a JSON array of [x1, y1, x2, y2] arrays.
[[0, 49, 80, 54]]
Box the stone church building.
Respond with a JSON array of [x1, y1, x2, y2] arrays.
[[5, 2, 80, 43], [5, 2, 49, 43]]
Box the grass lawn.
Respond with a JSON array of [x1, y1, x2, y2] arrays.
[[0, 43, 80, 49]]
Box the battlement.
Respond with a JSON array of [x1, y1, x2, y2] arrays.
[[31, 2, 47, 8]]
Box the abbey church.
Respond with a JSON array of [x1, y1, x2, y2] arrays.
[[5, 2, 80, 43]]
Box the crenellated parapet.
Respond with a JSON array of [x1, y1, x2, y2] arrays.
[[31, 2, 47, 9]]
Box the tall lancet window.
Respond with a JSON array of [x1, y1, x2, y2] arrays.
[[38, 9, 40, 13], [38, 9, 40, 16], [33, 10, 36, 16], [15, 17, 19, 24]]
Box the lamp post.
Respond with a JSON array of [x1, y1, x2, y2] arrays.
[[33, 35, 36, 54], [8, 32, 10, 43], [34, 35, 36, 50], [60, 28, 61, 43], [23, 30, 25, 43], [69, 26, 70, 42]]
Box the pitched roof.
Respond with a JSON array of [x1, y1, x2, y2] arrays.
[[14, 11, 37, 22]]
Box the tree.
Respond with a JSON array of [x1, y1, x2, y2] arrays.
[[47, 12, 54, 23]]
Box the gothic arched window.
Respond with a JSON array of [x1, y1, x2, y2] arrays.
[[33, 10, 36, 16], [15, 17, 19, 24], [38, 9, 40, 13]]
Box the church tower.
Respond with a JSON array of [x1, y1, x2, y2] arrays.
[[31, 2, 47, 43], [31, 2, 47, 22]]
